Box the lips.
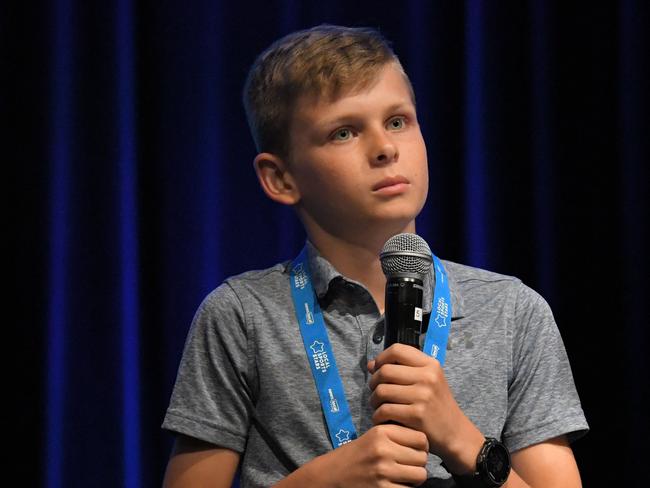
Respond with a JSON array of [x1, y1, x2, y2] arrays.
[[372, 175, 410, 192]]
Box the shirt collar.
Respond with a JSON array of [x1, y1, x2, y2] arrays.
[[292, 241, 464, 319], [305, 240, 344, 298]]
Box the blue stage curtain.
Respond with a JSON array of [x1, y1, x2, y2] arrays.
[[9, 1, 647, 486]]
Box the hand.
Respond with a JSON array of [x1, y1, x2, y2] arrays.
[[368, 343, 484, 474], [316, 424, 429, 488]]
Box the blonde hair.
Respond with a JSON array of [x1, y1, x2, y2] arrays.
[[243, 24, 413, 158]]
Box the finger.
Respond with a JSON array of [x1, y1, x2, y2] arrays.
[[369, 363, 419, 390], [373, 403, 424, 431], [388, 441, 430, 467], [378, 424, 429, 452], [374, 343, 433, 370], [370, 383, 414, 409], [367, 359, 376, 374], [387, 463, 429, 486]]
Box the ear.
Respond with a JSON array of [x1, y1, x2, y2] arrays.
[[253, 152, 301, 206]]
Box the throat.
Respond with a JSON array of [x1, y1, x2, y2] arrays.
[[362, 275, 386, 315], [301, 219, 418, 314]]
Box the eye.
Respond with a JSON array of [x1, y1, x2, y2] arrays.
[[331, 127, 354, 141], [387, 117, 406, 130]]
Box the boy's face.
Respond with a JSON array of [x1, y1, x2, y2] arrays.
[[286, 63, 428, 239]]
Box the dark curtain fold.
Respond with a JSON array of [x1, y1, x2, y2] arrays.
[[9, 1, 648, 487]]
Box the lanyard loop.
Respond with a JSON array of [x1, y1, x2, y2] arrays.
[[422, 254, 452, 365]]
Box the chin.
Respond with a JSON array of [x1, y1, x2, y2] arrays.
[[370, 211, 419, 231], [377, 200, 425, 223]]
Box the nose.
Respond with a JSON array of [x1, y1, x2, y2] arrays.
[[368, 129, 398, 166]]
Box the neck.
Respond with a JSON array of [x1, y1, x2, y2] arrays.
[[303, 220, 416, 313]]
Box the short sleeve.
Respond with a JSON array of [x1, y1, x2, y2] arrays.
[[502, 283, 588, 452], [162, 282, 255, 453]]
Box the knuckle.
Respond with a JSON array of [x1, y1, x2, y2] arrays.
[[376, 365, 388, 382], [371, 410, 382, 425], [373, 404, 388, 422], [418, 431, 429, 449], [369, 392, 378, 409], [374, 383, 385, 398], [415, 386, 431, 403], [368, 425, 384, 443], [381, 363, 396, 379], [417, 449, 429, 465], [369, 435, 387, 454], [384, 406, 395, 421], [424, 370, 438, 386], [422, 391, 434, 405], [376, 443, 391, 460], [414, 402, 427, 419], [414, 466, 428, 483], [374, 423, 389, 435], [375, 460, 392, 479]]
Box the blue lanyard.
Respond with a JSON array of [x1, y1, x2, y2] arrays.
[[422, 254, 452, 365], [289, 246, 452, 449]]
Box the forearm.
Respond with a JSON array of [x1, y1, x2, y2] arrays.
[[504, 467, 582, 488], [272, 452, 334, 488], [503, 469, 533, 488], [162, 440, 240, 488], [507, 436, 582, 488]]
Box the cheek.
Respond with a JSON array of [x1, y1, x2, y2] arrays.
[[406, 139, 428, 178], [416, 139, 429, 178], [300, 165, 355, 201]]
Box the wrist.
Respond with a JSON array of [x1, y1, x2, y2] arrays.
[[445, 437, 512, 488], [304, 452, 340, 488], [439, 425, 485, 475]]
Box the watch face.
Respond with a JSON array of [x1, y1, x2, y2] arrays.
[[485, 443, 510, 483]]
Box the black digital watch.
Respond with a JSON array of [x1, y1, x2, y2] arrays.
[[451, 437, 511, 487]]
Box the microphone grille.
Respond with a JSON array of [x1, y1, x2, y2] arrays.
[[380, 233, 432, 276]]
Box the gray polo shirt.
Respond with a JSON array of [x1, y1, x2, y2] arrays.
[[163, 242, 588, 486]]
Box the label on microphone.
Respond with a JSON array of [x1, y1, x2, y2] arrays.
[[384, 276, 424, 349], [414, 307, 423, 322]]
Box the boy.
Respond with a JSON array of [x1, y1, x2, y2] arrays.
[[162, 25, 587, 487]]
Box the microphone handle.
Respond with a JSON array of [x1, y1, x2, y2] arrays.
[[383, 275, 425, 350], [381, 275, 430, 488]]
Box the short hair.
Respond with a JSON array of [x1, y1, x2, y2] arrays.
[[243, 24, 413, 158]]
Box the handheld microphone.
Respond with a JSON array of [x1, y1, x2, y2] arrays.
[[380, 233, 432, 350]]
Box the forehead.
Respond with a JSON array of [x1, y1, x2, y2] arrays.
[[292, 63, 415, 128]]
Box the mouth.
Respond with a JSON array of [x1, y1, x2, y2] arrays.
[[372, 175, 411, 193]]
